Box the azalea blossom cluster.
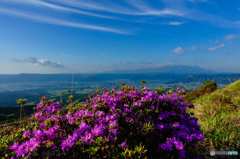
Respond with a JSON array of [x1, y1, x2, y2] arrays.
[[7, 85, 204, 159]]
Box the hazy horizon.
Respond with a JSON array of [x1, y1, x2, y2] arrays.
[[0, 0, 240, 74]]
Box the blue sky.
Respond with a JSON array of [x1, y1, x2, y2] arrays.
[[0, 0, 240, 74]]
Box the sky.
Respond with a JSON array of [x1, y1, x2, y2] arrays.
[[0, 0, 240, 74]]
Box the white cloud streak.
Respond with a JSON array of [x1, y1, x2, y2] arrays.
[[208, 44, 225, 51], [168, 21, 185, 25], [161, 21, 185, 25], [49, 0, 187, 17], [1, 0, 239, 35], [4, 0, 117, 19], [224, 34, 239, 41], [0, 8, 129, 34]]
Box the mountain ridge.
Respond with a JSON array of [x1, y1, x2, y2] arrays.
[[102, 65, 219, 74]]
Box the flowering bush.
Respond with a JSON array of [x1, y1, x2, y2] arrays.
[[5, 85, 204, 159]]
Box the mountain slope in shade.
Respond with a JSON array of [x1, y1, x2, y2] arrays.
[[103, 65, 218, 74]]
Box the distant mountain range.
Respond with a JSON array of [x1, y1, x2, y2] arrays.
[[102, 65, 218, 74], [0, 65, 238, 84]]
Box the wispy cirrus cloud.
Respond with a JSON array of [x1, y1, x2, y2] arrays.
[[161, 21, 185, 25], [2, 0, 238, 34], [1, 0, 239, 37], [53, 0, 187, 17], [4, 0, 117, 19], [11, 57, 64, 68], [0, 8, 128, 34], [208, 44, 225, 51]]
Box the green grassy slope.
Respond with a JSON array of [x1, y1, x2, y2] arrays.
[[186, 80, 240, 157]]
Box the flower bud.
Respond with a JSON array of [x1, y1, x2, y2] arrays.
[[139, 148, 142, 153], [129, 151, 132, 156], [124, 151, 127, 156]]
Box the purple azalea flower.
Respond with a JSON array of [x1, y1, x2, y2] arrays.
[[39, 123, 46, 129], [23, 138, 40, 153], [91, 125, 105, 136], [15, 145, 27, 158], [99, 117, 107, 124], [133, 101, 142, 107], [173, 122, 180, 127], [150, 105, 155, 110], [46, 109, 52, 115], [61, 140, 72, 151], [173, 140, 184, 150], [73, 129, 84, 137], [148, 91, 156, 97], [121, 142, 128, 149], [95, 110, 105, 117], [109, 134, 115, 142], [109, 120, 118, 127], [34, 113, 42, 118], [81, 132, 95, 144], [10, 142, 19, 151], [79, 122, 91, 131], [23, 130, 31, 138]]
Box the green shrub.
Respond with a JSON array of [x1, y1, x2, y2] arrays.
[[183, 81, 217, 103]]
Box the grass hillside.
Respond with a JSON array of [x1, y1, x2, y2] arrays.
[[185, 80, 240, 158]]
